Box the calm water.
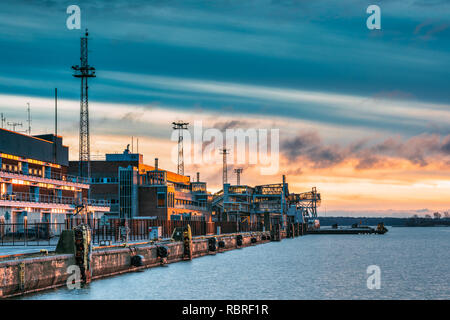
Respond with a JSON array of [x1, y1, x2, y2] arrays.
[[22, 227, 450, 300]]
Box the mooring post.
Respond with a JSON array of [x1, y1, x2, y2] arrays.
[[74, 224, 92, 284], [19, 262, 25, 292], [183, 224, 193, 260]]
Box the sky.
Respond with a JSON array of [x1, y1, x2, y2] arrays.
[[0, 0, 449, 217]]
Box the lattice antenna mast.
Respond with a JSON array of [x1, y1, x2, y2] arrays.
[[220, 148, 229, 185], [26, 103, 32, 135], [72, 29, 96, 179], [234, 168, 243, 185], [172, 121, 189, 176], [1, 113, 6, 128]]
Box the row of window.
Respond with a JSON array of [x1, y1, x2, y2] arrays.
[[2, 163, 42, 176], [157, 193, 205, 208], [91, 177, 119, 184]]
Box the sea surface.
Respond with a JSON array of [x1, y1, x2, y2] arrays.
[[22, 227, 450, 300]]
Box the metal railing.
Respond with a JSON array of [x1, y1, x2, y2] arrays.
[[223, 202, 250, 212], [254, 202, 282, 212], [0, 167, 90, 184], [174, 203, 208, 211], [67, 218, 264, 245], [0, 192, 110, 207], [0, 218, 264, 246], [85, 198, 110, 207], [0, 222, 66, 246]]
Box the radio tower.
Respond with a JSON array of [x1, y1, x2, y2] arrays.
[[26, 102, 32, 135], [220, 147, 229, 185], [234, 168, 243, 185], [1, 113, 6, 128], [72, 29, 96, 179], [172, 121, 189, 176]]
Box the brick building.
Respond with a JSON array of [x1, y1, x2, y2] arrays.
[[69, 147, 211, 220]]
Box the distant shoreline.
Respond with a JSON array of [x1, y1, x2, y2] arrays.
[[392, 225, 450, 227], [318, 216, 450, 228]]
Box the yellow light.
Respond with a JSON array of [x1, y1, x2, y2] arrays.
[[11, 179, 30, 185], [1, 153, 61, 169]]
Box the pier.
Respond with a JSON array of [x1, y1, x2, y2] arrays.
[[307, 223, 388, 235], [0, 222, 297, 298]]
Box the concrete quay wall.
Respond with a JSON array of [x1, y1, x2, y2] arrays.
[[0, 232, 271, 298]]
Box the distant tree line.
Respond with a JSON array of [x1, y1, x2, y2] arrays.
[[318, 215, 450, 227]]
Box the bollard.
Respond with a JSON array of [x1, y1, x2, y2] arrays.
[[74, 224, 92, 284], [271, 224, 281, 241], [19, 262, 25, 292], [236, 234, 243, 247], [183, 224, 193, 260]]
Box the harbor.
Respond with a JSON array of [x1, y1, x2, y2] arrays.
[[0, 0, 448, 304], [0, 91, 391, 298], [13, 227, 450, 300]]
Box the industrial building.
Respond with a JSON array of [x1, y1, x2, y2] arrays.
[[0, 128, 110, 231], [212, 175, 320, 229], [69, 146, 211, 220]]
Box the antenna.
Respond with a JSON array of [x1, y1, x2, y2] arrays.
[[7, 121, 22, 132], [53, 88, 58, 164], [234, 168, 243, 185], [26, 103, 32, 135], [0, 113, 5, 128], [172, 121, 189, 176], [55, 88, 58, 137], [72, 29, 96, 179], [219, 147, 229, 185]]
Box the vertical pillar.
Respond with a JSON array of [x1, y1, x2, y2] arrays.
[[74, 224, 92, 283], [183, 224, 192, 260]]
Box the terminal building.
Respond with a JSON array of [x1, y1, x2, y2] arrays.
[[0, 128, 110, 229], [212, 175, 320, 229], [69, 146, 211, 221]]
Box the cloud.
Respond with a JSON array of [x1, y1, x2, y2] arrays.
[[282, 130, 450, 170], [211, 120, 250, 131], [414, 20, 450, 40], [441, 136, 450, 154], [98, 70, 450, 136], [281, 131, 345, 168], [354, 155, 383, 170], [368, 134, 447, 167]]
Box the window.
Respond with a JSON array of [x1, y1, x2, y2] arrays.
[[157, 193, 166, 208]]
